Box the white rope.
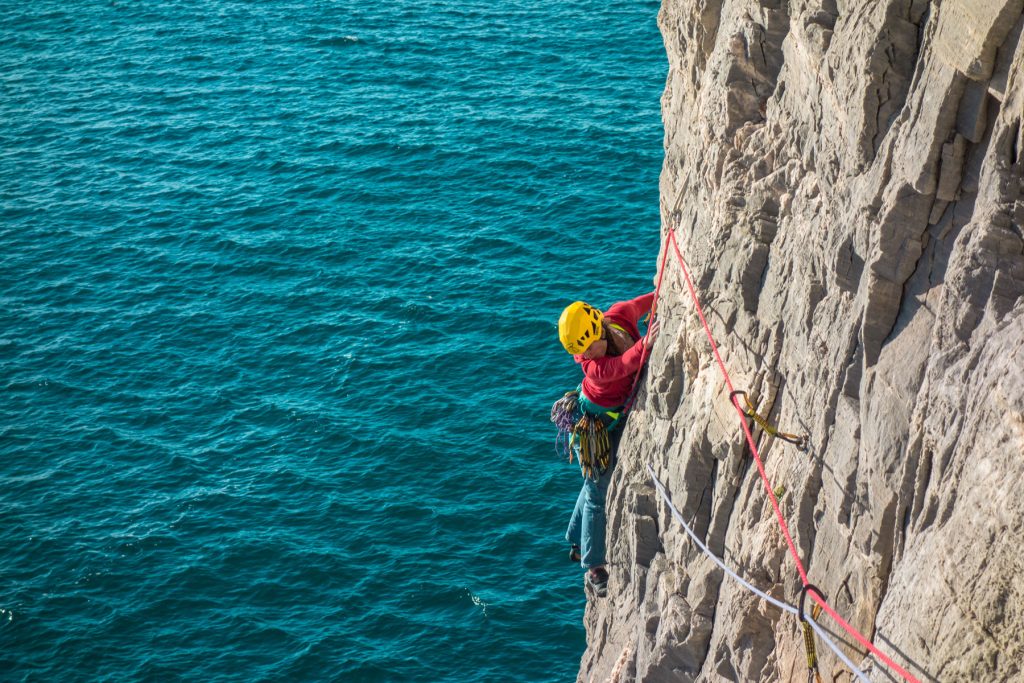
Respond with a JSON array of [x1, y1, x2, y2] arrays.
[[646, 464, 870, 683], [647, 465, 795, 614], [807, 614, 872, 681]]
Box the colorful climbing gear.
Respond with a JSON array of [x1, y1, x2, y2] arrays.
[[551, 391, 583, 459], [799, 584, 825, 683], [729, 390, 807, 450], [558, 301, 604, 354], [573, 412, 612, 480], [549, 389, 618, 480]]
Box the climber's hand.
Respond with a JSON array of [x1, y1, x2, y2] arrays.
[[645, 317, 661, 348]]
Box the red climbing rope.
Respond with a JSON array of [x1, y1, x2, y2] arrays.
[[622, 226, 673, 412], [654, 226, 921, 683]]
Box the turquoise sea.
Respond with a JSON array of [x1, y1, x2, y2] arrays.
[[1, 1, 666, 680]]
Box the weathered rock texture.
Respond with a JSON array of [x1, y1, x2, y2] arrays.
[[581, 1, 1024, 681]]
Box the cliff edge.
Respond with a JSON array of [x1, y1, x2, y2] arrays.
[[581, 1, 1024, 680]]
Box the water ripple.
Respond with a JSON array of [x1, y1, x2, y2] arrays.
[[1, 0, 664, 680]]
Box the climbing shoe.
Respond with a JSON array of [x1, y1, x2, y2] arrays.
[[586, 566, 609, 598], [569, 544, 581, 563]]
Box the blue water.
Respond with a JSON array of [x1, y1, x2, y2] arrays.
[[1, 1, 665, 679]]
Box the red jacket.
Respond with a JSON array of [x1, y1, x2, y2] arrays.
[[576, 292, 655, 408]]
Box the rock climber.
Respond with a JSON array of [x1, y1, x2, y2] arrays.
[[553, 292, 658, 597]]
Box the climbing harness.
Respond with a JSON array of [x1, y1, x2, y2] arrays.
[[799, 584, 826, 683], [550, 390, 620, 480], [729, 390, 807, 451]]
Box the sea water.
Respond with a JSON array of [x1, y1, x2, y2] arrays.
[[0, 1, 666, 679]]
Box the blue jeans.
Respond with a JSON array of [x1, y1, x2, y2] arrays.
[[565, 428, 621, 569]]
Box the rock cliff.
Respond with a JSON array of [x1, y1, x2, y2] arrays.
[[581, 1, 1024, 681]]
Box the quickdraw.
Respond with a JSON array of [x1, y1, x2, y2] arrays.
[[799, 584, 826, 683], [572, 412, 612, 480], [729, 390, 807, 451]]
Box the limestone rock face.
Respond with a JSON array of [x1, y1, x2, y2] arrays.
[[580, 1, 1024, 681]]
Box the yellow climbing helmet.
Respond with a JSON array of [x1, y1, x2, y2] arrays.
[[558, 301, 604, 354]]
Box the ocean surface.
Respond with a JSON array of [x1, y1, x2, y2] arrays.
[[1, 1, 666, 680]]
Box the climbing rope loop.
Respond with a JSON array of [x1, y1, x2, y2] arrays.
[[550, 390, 582, 460]]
